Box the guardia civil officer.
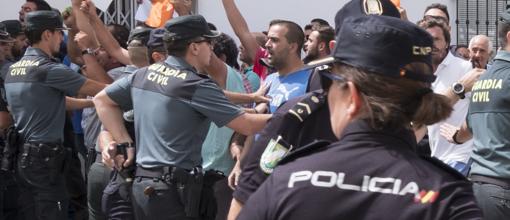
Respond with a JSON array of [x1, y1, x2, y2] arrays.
[[4, 11, 105, 220], [238, 15, 482, 220], [93, 15, 270, 219], [230, 0, 402, 218]]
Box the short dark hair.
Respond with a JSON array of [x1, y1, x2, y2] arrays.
[[316, 26, 335, 54], [213, 33, 240, 69], [269, 19, 305, 57], [27, 0, 52, 11], [418, 18, 451, 46], [424, 3, 450, 22], [498, 20, 510, 48], [25, 28, 56, 44], [164, 37, 205, 57], [107, 23, 130, 49], [304, 24, 313, 31], [310, 18, 329, 26]]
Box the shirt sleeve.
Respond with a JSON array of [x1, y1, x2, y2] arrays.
[[105, 74, 134, 110], [190, 79, 243, 127], [44, 64, 86, 96]]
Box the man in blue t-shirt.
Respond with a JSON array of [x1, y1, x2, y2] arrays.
[[262, 19, 313, 113]]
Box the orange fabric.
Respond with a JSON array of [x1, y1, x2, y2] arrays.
[[390, 0, 400, 8], [145, 0, 174, 28]]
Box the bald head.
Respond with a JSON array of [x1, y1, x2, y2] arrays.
[[469, 35, 492, 69]]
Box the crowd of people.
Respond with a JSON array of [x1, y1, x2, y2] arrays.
[[0, 0, 508, 219]]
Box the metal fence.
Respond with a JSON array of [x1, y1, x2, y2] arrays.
[[97, 0, 198, 30], [98, 0, 140, 29], [456, 0, 510, 49]]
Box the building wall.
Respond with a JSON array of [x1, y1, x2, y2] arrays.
[[0, 0, 457, 41]]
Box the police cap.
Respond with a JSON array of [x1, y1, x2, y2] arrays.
[[128, 27, 152, 45], [332, 15, 435, 83], [25, 11, 68, 32], [1, 20, 24, 38], [500, 8, 510, 23], [147, 28, 165, 50], [164, 15, 220, 41], [0, 23, 13, 43], [334, 0, 400, 34]]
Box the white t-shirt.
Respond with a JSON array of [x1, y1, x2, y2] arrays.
[[428, 52, 473, 164]]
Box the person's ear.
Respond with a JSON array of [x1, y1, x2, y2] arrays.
[[318, 42, 327, 52], [190, 43, 200, 56], [346, 81, 362, 119], [328, 40, 336, 52]]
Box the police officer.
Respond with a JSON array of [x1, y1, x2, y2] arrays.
[[238, 15, 482, 220], [4, 11, 105, 220], [230, 0, 402, 218], [444, 9, 510, 220], [93, 15, 270, 219]]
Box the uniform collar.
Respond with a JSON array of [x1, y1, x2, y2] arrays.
[[493, 50, 510, 62], [164, 56, 197, 72], [338, 120, 417, 151], [24, 47, 51, 58]]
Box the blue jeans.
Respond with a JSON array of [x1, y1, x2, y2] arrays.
[[472, 182, 510, 220]]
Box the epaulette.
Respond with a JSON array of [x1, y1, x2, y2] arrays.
[[278, 140, 332, 165], [420, 156, 468, 181], [287, 90, 326, 122]]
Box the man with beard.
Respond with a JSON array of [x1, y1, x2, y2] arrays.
[[303, 26, 334, 64], [19, 0, 51, 23], [418, 18, 484, 175], [1, 20, 27, 62]]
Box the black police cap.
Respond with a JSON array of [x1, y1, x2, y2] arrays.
[[128, 27, 152, 45], [0, 23, 13, 43], [147, 28, 165, 49], [164, 15, 220, 41], [25, 11, 67, 31], [333, 15, 435, 83], [1, 20, 24, 37], [334, 0, 400, 34]]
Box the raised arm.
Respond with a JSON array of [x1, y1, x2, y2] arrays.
[[82, 0, 131, 65], [221, 0, 260, 64]]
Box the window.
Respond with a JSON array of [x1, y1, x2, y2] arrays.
[[456, 0, 509, 49]]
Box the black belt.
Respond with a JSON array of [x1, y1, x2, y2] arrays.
[[135, 166, 191, 183], [470, 174, 510, 189], [22, 142, 64, 158]]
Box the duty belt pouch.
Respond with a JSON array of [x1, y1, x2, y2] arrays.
[[38, 144, 67, 183], [1, 126, 21, 172], [85, 148, 97, 174]]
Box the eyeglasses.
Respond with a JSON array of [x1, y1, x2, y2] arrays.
[[320, 71, 347, 83], [190, 38, 214, 50]]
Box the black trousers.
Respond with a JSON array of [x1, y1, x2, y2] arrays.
[[132, 177, 197, 220], [17, 144, 69, 220], [102, 169, 135, 220]]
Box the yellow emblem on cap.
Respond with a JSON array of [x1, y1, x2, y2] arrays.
[[363, 0, 384, 15]]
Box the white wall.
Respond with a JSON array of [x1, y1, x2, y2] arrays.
[[198, 0, 458, 44], [0, 0, 71, 21]]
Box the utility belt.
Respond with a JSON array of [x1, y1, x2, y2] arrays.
[[0, 126, 21, 172], [470, 174, 510, 189], [135, 166, 224, 219], [18, 142, 68, 184]]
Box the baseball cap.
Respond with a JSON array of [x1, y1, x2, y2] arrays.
[[334, 0, 400, 34], [128, 27, 152, 45], [164, 15, 220, 41], [147, 28, 165, 50], [1, 20, 24, 38], [330, 15, 435, 83], [25, 11, 68, 31]]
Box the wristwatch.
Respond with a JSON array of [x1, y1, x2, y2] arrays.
[[81, 48, 96, 56], [452, 82, 465, 99]]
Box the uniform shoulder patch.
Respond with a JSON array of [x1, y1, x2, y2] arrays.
[[287, 90, 326, 122], [420, 156, 468, 181]]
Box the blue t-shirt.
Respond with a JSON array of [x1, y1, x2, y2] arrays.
[[265, 68, 311, 113]]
